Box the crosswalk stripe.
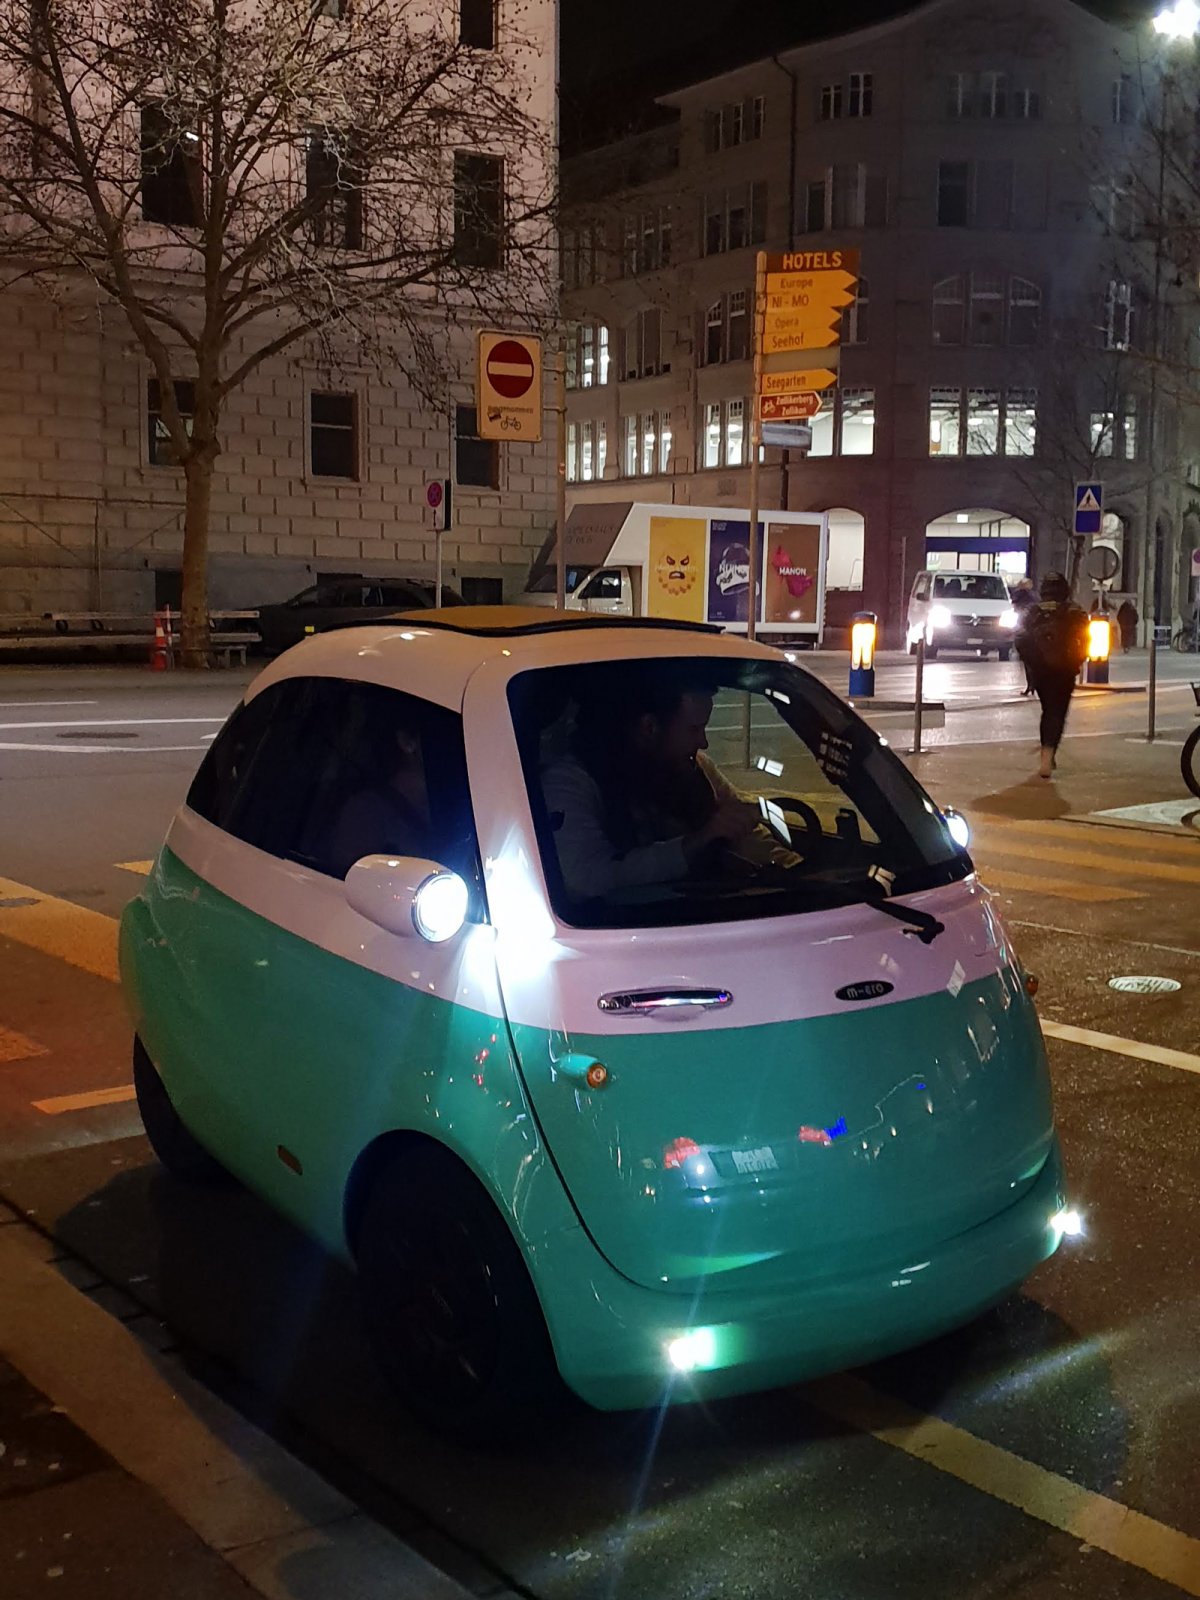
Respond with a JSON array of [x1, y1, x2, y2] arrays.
[[32, 1086, 137, 1115], [974, 836, 1200, 886], [978, 868, 1139, 903], [978, 815, 1200, 859], [0, 1026, 49, 1064], [116, 860, 154, 876], [0, 875, 119, 983]]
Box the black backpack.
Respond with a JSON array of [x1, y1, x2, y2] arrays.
[[1019, 603, 1088, 675]]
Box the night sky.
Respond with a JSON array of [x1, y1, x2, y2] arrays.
[[562, 0, 1154, 147]]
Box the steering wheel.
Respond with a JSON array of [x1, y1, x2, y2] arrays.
[[758, 795, 823, 849]]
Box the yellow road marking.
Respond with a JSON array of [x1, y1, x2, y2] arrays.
[[978, 868, 1140, 904], [810, 1374, 1200, 1596], [0, 875, 119, 982], [32, 1085, 137, 1115], [979, 815, 1200, 858], [974, 837, 1200, 886], [1042, 1020, 1200, 1077], [0, 1026, 49, 1064], [115, 860, 154, 876]]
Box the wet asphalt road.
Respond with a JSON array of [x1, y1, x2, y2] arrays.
[[0, 655, 1198, 1600]]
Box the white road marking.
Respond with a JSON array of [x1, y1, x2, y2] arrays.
[[1041, 1019, 1200, 1077], [1010, 918, 1200, 959], [811, 1373, 1200, 1597], [33, 1086, 136, 1115], [0, 741, 208, 753], [0, 716, 222, 730], [0, 700, 99, 708]]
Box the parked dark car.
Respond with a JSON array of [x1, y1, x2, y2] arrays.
[[256, 577, 464, 656]]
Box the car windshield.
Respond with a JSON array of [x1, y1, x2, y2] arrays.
[[527, 566, 592, 596], [933, 574, 1008, 601], [508, 657, 969, 929]]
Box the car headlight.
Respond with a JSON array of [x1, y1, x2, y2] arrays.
[[942, 807, 971, 850], [999, 608, 1018, 629], [412, 871, 470, 943], [929, 605, 952, 629]]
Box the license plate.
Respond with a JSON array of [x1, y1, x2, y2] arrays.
[[968, 637, 983, 645]]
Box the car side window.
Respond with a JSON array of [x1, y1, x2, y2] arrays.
[[192, 677, 484, 901], [913, 575, 930, 602], [186, 683, 290, 829]]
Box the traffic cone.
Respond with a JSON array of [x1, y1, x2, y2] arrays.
[[150, 607, 170, 671]]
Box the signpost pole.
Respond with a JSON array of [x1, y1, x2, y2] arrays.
[[748, 250, 766, 644], [913, 633, 925, 756], [555, 344, 567, 610]]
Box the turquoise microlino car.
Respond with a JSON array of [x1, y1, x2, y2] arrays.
[[120, 609, 1072, 1437]]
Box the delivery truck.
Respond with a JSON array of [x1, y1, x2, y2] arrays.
[[522, 501, 829, 641]]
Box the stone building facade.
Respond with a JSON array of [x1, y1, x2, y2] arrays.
[[0, 2, 557, 618], [562, 0, 1200, 640]]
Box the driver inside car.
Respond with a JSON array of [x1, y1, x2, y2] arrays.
[[540, 668, 801, 903]]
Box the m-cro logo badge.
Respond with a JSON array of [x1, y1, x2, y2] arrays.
[[835, 980, 895, 1003]]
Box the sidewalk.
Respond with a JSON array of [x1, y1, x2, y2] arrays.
[[0, 1204, 482, 1600]]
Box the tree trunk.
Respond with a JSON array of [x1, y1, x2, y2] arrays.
[[180, 455, 214, 668]]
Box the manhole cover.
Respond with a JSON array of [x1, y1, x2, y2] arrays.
[[1108, 976, 1182, 995], [55, 730, 137, 740]]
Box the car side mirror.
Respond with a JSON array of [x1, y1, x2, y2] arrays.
[[345, 855, 470, 943]]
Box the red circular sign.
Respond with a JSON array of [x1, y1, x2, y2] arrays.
[[486, 339, 535, 400], [425, 481, 443, 510]]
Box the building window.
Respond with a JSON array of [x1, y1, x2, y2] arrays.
[[567, 419, 607, 483], [932, 275, 965, 344], [147, 378, 194, 466], [705, 96, 767, 150], [562, 222, 603, 289], [1009, 277, 1041, 345], [455, 404, 499, 488], [1112, 74, 1135, 125], [1094, 399, 1138, 459], [839, 388, 876, 455], [980, 71, 1007, 118], [309, 392, 358, 479], [937, 161, 971, 226], [566, 323, 609, 390], [1093, 179, 1137, 238], [700, 399, 746, 469], [728, 289, 749, 361], [844, 276, 869, 344], [622, 411, 670, 477], [968, 271, 1005, 345], [623, 308, 664, 379], [453, 151, 504, 268], [930, 387, 1037, 457], [819, 82, 843, 120], [1005, 389, 1037, 456], [975, 160, 1013, 228], [701, 290, 751, 365], [802, 166, 886, 230], [703, 182, 767, 255], [848, 72, 873, 117], [624, 207, 670, 275], [459, 0, 495, 48], [1105, 280, 1134, 350], [947, 73, 973, 118], [140, 104, 202, 226], [1013, 87, 1041, 119], [305, 128, 363, 248]]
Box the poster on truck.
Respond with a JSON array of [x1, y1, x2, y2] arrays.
[[763, 520, 822, 626], [708, 519, 760, 624], [648, 515, 707, 622]]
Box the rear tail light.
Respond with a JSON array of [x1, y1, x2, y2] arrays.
[[662, 1137, 703, 1169]]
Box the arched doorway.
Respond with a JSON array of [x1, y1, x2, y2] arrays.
[[924, 508, 1031, 578], [822, 508, 865, 637]]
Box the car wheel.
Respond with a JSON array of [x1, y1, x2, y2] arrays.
[[356, 1148, 563, 1441], [133, 1036, 230, 1184], [998, 646, 1012, 662], [925, 644, 939, 660]]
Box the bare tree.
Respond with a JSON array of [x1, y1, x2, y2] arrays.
[[0, 0, 554, 661]]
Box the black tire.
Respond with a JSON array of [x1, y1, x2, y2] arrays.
[[356, 1147, 563, 1441], [1183, 726, 1200, 800], [925, 643, 939, 660], [998, 646, 1012, 662], [132, 1036, 229, 1184]]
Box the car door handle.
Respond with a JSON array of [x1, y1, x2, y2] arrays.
[[597, 988, 733, 1017]]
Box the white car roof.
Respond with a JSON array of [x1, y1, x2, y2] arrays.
[[245, 607, 792, 712]]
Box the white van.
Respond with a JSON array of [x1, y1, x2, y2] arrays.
[[906, 569, 1018, 660]]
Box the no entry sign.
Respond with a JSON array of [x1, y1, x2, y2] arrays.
[[477, 330, 543, 441]]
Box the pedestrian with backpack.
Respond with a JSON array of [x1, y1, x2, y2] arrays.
[[1015, 572, 1090, 779]]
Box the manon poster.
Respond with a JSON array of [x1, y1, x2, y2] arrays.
[[763, 522, 821, 625], [647, 516, 707, 621]]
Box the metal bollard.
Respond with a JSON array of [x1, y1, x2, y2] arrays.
[[913, 633, 925, 755]]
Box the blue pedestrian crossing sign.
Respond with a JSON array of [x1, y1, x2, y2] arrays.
[[1074, 482, 1104, 536]]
